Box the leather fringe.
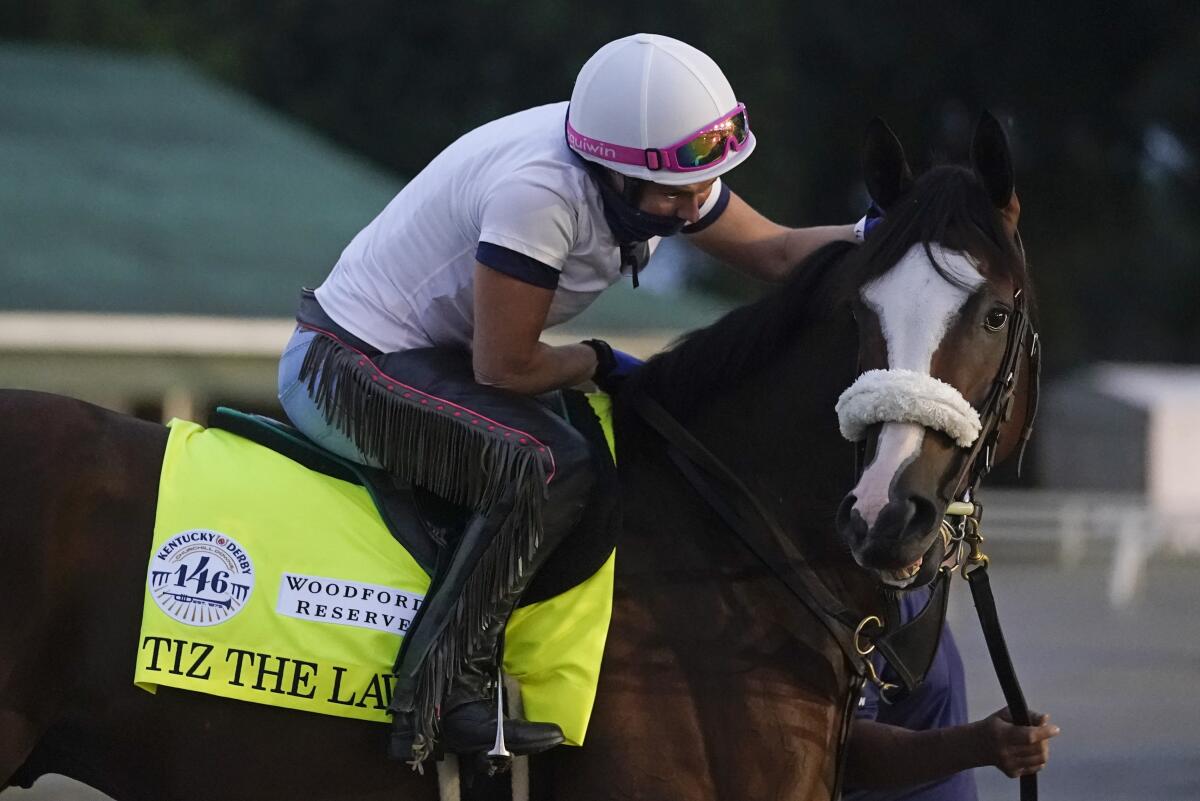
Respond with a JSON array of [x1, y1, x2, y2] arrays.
[[298, 333, 548, 763]]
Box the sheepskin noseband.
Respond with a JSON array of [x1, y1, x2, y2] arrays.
[[835, 369, 981, 448]]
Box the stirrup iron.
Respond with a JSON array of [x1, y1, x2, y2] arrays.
[[486, 662, 511, 760]]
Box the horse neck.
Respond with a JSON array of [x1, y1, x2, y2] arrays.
[[612, 302, 878, 671], [683, 308, 865, 573]]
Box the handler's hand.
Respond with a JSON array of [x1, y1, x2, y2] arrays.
[[978, 707, 1060, 778]]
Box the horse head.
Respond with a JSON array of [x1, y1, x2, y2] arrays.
[[835, 112, 1036, 589]]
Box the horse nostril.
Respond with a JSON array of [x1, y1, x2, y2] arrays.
[[836, 495, 866, 544], [874, 498, 916, 540], [905, 494, 938, 540], [836, 495, 855, 528]]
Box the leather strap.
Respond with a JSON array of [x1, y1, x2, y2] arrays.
[[832, 672, 868, 799], [872, 570, 951, 693], [945, 290, 1042, 506], [967, 563, 1037, 801], [635, 394, 864, 667]]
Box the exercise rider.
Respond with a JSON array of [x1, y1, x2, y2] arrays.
[[276, 32, 860, 764]]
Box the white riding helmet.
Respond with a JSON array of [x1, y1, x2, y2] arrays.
[[568, 33, 757, 187]]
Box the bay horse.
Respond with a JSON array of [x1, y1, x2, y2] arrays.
[[0, 114, 1034, 801]]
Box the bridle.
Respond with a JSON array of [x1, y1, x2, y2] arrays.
[[842, 234, 1043, 801], [945, 281, 1042, 505], [941, 240, 1042, 801], [630, 233, 1043, 801], [847, 241, 1042, 505]]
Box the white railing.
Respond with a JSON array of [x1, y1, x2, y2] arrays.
[[971, 489, 1200, 607]]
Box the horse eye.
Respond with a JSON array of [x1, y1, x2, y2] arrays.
[[984, 307, 1010, 331]]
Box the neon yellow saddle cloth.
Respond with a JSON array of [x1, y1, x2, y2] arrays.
[[134, 396, 616, 746]]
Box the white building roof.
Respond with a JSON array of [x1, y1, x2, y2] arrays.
[[1092, 362, 1200, 409]]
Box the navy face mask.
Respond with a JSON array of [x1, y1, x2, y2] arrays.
[[588, 163, 687, 244], [580, 159, 685, 286]]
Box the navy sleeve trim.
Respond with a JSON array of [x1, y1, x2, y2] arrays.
[[682, 182, 731, 235], [476, 242, 561, 290]]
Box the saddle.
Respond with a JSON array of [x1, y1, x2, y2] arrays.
[[209, 388, 619, 605]]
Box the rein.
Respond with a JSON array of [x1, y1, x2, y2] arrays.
[[632, 393, 874, 667], [629, 286, 1043, 800]]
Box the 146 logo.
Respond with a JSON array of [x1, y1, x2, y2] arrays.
[[148, 529, 254, 626]]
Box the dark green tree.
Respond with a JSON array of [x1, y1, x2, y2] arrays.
[[6, 0, 1198, 367]]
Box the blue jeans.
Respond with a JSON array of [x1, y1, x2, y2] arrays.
[[277, 325, 592, 493], [277, 326, 383, 466]]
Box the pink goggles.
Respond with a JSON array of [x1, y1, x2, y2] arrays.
[[568, 104, 751, 174]]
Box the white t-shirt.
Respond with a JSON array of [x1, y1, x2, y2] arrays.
[[315, 101, 725, 353]]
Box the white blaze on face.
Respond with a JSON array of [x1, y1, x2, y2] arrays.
[[851, 244, 984, 527]]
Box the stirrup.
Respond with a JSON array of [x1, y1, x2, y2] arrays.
[[485, 663, 512, 773]]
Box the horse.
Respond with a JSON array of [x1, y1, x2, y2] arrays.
[[0, 113, 1035, 801]]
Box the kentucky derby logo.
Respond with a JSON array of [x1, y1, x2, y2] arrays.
[[148, 529, 254, 626]]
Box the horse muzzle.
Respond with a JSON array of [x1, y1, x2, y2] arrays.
[[835, 368, 977, 587], [836, 491, 943, 587]]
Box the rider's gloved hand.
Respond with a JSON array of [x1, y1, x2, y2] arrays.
[[582, 339, 643, 395], [853, 202, 885, 241]]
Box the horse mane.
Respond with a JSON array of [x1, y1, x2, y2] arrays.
[[627, 164, 1031, 420], [625, 239, 856, 420]]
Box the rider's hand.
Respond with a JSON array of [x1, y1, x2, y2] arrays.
[[975, 707, 1060, 778], [583, 339, 644, 395]]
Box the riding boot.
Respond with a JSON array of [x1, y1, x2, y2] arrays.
[[387, 492, 564, 762], [433, 478, 588, 755], [436, 641, 564, 756], [388, 442, 595, 764]]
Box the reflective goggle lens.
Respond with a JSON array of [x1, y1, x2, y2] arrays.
[[674, 110, 749, 168]]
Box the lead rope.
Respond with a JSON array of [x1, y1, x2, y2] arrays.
[[945, 498, 1038, 801]]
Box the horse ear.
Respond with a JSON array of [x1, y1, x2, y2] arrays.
[[971, 111, 1015, 209], [863, 117, 914, 211]]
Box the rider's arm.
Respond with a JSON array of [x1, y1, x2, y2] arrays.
[[469, 177, 599, 394], [843, 708, 1058, 789], [472, 262, 597, 395], [686, 190, 855, 283]]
